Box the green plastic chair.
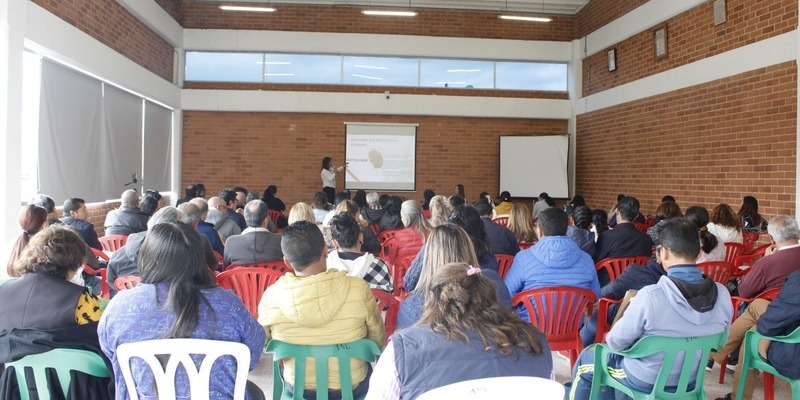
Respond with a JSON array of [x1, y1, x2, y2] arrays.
[[266, 339, 381, 400], [5, 348, 110, 400], [736, 327, 800, 400], [589, 332, 726, 400]]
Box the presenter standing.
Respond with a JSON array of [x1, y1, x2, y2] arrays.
[[321, 156, 344, 204]]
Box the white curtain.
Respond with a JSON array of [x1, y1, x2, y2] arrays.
[[101, 85, 143, 199], [143, 101, 172, 192]]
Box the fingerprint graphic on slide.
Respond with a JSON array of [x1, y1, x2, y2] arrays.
[[368, 150, 384, 169]]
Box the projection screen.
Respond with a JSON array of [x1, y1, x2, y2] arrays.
[[499, 135, 569, 199], [344, 122, 417, 191]]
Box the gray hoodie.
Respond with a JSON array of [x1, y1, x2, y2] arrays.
[[206, 208, 241, 240]]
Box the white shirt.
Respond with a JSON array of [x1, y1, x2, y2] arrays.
[[321, 166, 343, 188]]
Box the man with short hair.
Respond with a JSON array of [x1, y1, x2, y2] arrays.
[[104, 189, 149, 236], [472, 198, 519, 256], [257, 221, 385, 398], [189, 198, 225, 256], [594, 196, 653, 286], [737, 215, 800, 298], [176, 184, 197, 206], [219, 188, 247, 231], [223, 200, 282, 267], [194, 183, 206, 199], [206, 196, 241, 240], [61, 197, 102, 250], [569, 219, 733, 400], [504, 207, 600, 322], [33, 194, 59, 226]]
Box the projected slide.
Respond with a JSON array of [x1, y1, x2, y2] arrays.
[[500, 135, 569, 199], [345, 123, 417, 191]]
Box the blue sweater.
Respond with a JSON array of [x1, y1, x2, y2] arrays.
[[758, 271, 800, 379], [504, 235, 600, 322]]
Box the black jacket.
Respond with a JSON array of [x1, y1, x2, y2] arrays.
[[757, 271, 800, 379]]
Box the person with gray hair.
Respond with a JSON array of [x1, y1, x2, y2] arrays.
[[190, 197, 225, 256], [223, 200, 283, 268], [106, 206, 187, 297], [205, 196, 242, 240], [104, 189, 149, 236], [737, 215, 800, 298], [362, 191, 386, 223]]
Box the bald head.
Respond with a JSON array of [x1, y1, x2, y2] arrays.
[[121, 189, 139, 208], [190, 197, 209, 217], [208, 197, 226, 210], [178, 202, 202, 227]]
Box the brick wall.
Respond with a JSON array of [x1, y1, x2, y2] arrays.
[[181, 112, 567, 206], [180, 3, 575, 41], [32, 0, 175, 82], [575, 0, 648, 38], [575, 61, 797, 218], [582, 0, 797, 96], [154, 0, 181, 22]]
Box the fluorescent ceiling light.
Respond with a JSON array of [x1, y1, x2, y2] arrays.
[[265, 73, 295, 76], [499, 15, 551, 22], [354, 64, 390, 70], [362, 10, 417, 17], [447, 69, 481, 73], [352, 74, 383, 80], [220, 5, 276, 12]]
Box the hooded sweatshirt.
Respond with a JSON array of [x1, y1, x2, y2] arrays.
[[106, 231, 146, 297], [606, 267, 732, 390], [206, 208, 241, 240], [326, 251, 394, 293], [257, 269, 385, 390]]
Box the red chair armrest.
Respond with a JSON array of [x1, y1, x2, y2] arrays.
[[595, 297, 623, 344]]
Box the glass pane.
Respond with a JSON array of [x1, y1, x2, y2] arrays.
[[185, 52, 264, 83], [343, 56, 418, 86], [263, 54, 341, 84], [420, 59, 493, 89], [496, 62, 568, 91]]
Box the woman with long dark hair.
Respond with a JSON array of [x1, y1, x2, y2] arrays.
[[378, 195, 405, 233], [738, 195, 768, 233], [368, 263, 552, 399], [98, 222, 266, 399], [5, 204, 48, 277], [686, 205, 723, 263], [321, 156, 345, 204]]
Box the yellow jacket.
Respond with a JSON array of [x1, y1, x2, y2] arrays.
[[258, 269, 385, 390]]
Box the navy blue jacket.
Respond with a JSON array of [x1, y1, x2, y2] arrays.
[[481, 217, 520, 256], [62, 217, 102, 250], [602, 259, 667, 300], [567, 226, 596, 258], [226, 209, 247, 231], [197, 220, 225, 256], [757, 271, 800, 379]]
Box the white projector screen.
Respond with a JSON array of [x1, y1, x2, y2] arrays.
[[499, 135, 569, 199], [345, 122, 417, 191]]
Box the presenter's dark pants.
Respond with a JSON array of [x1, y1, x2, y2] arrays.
[[323, 186, 336, 204]]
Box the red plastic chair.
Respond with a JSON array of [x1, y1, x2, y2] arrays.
[[594, 297, 624, 344], [83, 264, 110, 299], [742, 231, 759, 251], [724, 242, 746, 266], [496, 254, 515, 279], [391, 254, 416, 297], [268, 209, 284, 228], [212, 250, 224, 270], [378, 229, 401, 243], [380, 236, 399, 266], [216, 267, 285, 318], [491, 217, 509, 227], [512, 286, 596, 368], [595, 256, 651, 283], [633, 223, 649, 233], [421, 209, 431, 219], [697, 261, 737, 285], [734, 244, 771, 277], [371, 289, 400, 340], [99, 235, 128, 252], [114, 275, 141, 292], [91, 247, 110, 263], [225, 260, 292, 273], [519, 242, 534, 251]]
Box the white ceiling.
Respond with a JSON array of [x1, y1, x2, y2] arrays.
[[186, 0, 590, 15]]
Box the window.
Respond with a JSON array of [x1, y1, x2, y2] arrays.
[[496, 62, 567, 91], [185, 52, 264, 83], [420, 59, 493, 89], [263, 54, 341, 84], [343, 56, 418, 87]]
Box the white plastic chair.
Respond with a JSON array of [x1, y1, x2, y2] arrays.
[[116, 338, 250, 400]]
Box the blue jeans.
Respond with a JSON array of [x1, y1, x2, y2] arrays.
[[567, 345, 650, 400]]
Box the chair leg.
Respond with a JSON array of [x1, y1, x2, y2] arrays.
[[763, 372, 774, 400], [569, 349, 577, 370], [719, 356, 727, 384]]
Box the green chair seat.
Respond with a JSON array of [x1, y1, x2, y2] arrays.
[[737, 326, 800, 400], [5, 348, 110, 400]]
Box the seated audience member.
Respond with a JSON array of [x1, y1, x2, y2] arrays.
[[99, 222, 266, 400], [607, 194, 626, 227], [182, 201, 225, 256], [206, 196, 242, 240], [246, 191, 260, 204], [736, 215, 800, 298], [398, 224, 512, 329], [353, 189, 368, 210], [61, 197, 102, 250], [508, 203, 537, 244], [233, 187, 248, 211], [327, 214, 393, 292], [473, 198, 519, 255], [563, 194, 586, 216], [646, 201, 683, 245], [323, 191, 352, 227], [711, 271, 800, 400], [140, 189, 163, 217], [448, 194, 466, 208], [33, 193, 60, 226], [707, 203, 744, 244], [104, 189, 149, 236], [220, 188, 247, 231], [258, 221, 385, 398], [569, 219, 732, 400], [378, 195, 404, 233], [421, 189, 435, 211], [362, 192, 386, 224], [493, 191, 514, 216], [590, 209, 609, 241], [454, 183, 466, 199], [106, 207, 187, 297], [288, 202, 316, 225], [263, 185, 288, 228], [368, 263, 552, 399], [661, 194, 676, 203], [194, 183, 206, 199], [685, 206, 724, 263], [427, 195, 451, 227], [175, 184, 197, 206], [5, 205, 47, 277], [311, 191, 331, 224], [594, 196, 653, 285], [389, 200, 433, 262], [567, 206, 596, 257], [330, 200, 381, 255], [504, 207, 600, 322], [738, 195, 768, 233], [532, 192, 555, 220], [223, 200, 283, 268]]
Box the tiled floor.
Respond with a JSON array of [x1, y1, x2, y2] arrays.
[[249, 350, 791, 399]]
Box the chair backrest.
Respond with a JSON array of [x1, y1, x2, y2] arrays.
[[84, 264, 110, 299], [266, 339, 381, 400], [519, 242, 534, 251], [697, 261, 736, 284], [117, 338, 250, 400], [756, 287, 782, 301], [511, 286, 596, 344], [6, 348, 110, 400], [742, 231, 759, 252], [225, 260, 292, 273], [495, 254, 515, 279], [380, 236, 399, 265], [372, 289, 400, 338], [633, 222, 649, 233], [724, 242, 746, 266], [378, 229, 400, 243], [595, 256, 651, 282], [91, 247, 110, 262], [492, 217, 509, 227], [391, 254, 416, 296], [268, 209, 283, 227], [99, 235, 128, 252], [216, 267, 285, 318]]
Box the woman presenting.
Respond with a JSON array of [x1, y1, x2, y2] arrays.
[[321, 156, 345, 204]]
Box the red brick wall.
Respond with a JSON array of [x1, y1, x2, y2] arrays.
[[582, 0, 797, 96], [180, 3, 575, 41], [575, 62, 797, 217], [154, 0, 181, 22], [181, 112, 568, 206], [575, 0, 648, 38], [32, 0, 175, 82]]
